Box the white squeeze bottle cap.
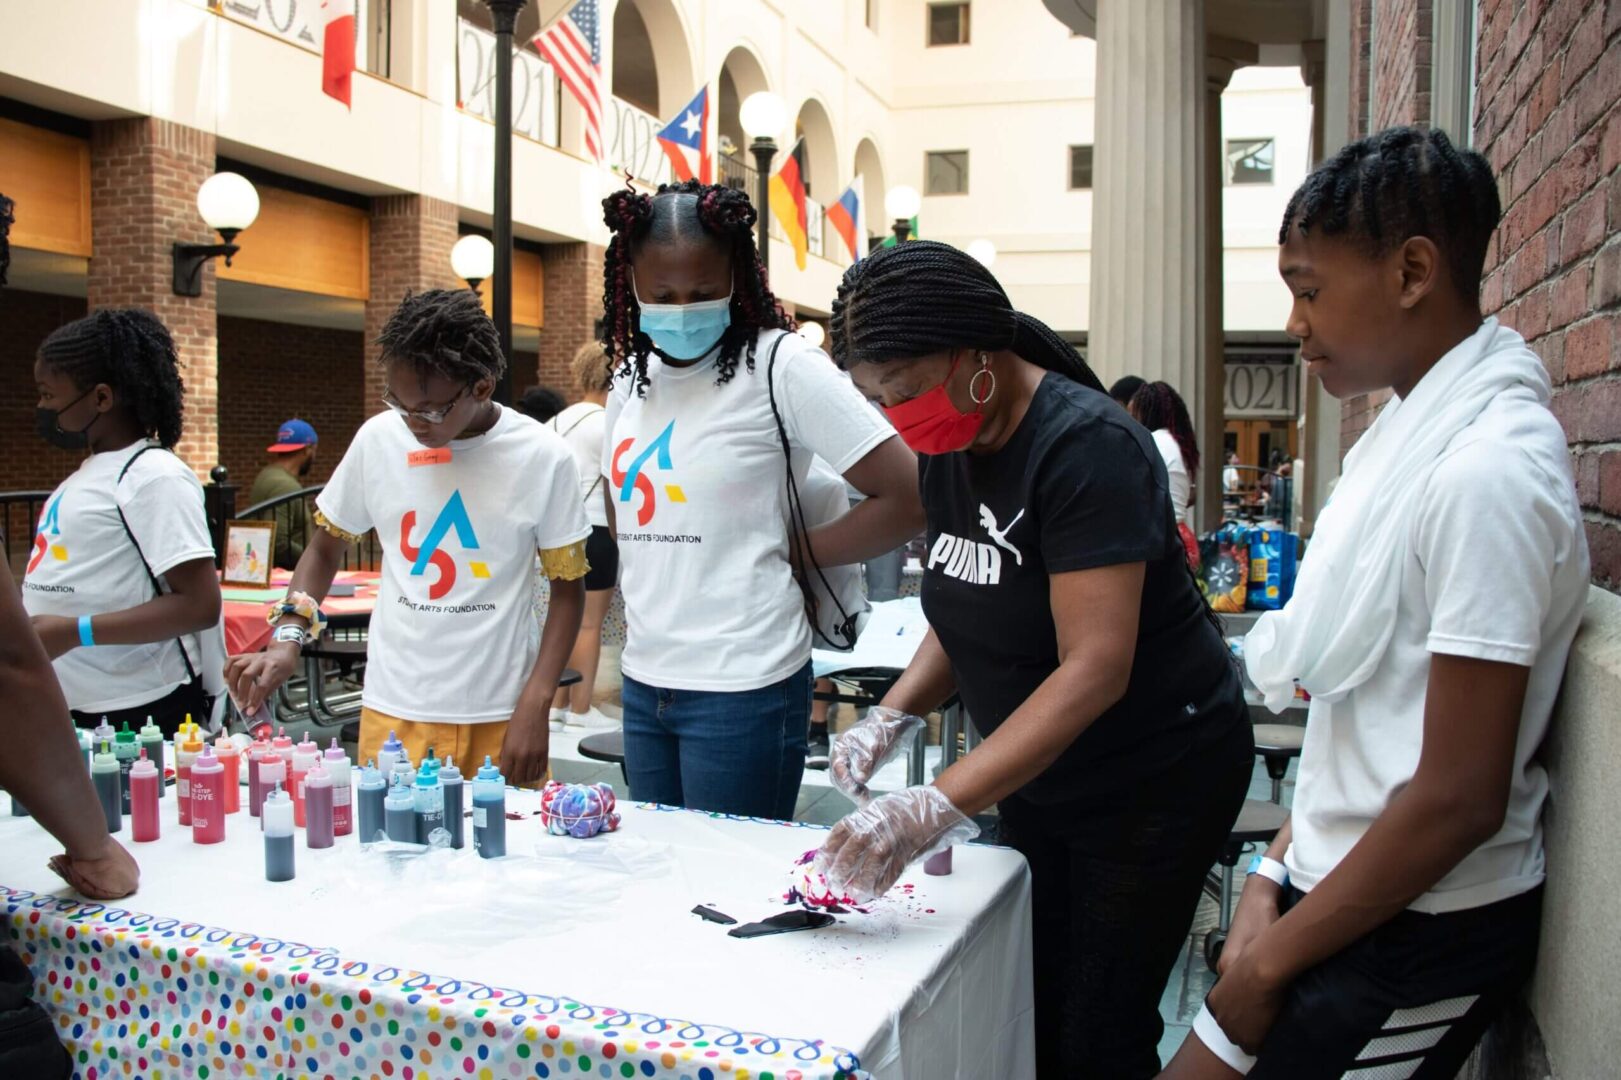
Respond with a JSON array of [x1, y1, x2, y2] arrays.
[[263, 785, 294, 838]]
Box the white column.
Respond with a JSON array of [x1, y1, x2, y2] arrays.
[[1088, 0, 1206, 414]]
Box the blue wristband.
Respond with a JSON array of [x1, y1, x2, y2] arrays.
[[77, 615, 96, 648]]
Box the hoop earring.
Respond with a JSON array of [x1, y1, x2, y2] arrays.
[[968, 355, 996, 406]]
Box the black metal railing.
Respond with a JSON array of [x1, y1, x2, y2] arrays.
[[718, 152, 756, 194], [237, 485, 383, 573], [1223, 465, 1293, 526], [1, 492, 54, 579]]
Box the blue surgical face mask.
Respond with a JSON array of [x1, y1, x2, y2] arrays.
[[634, 280, 733, 362]]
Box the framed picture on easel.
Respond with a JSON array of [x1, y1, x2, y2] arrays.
[[222, 520, 276, 587]]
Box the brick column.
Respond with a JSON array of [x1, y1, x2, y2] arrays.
[[538, 241, 606, 399], [87, 118, 219, 474], [364, 195, 461, 408]]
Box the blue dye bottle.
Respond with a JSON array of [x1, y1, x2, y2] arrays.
[[472, 756, 506, 859]]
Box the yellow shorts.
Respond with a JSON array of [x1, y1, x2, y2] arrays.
[[358, 708, 550, 785]]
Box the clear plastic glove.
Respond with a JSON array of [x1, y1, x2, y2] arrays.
[[829, 706, 926, 804], [814, 785, 978, 902]]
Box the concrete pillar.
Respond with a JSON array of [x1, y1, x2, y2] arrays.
[[1089, 0, 1206, 415], [538, 241, 606, 398], [1201, 52, 1243, 532], [87, 117, 219, 474], [364, 194, 461, 410]]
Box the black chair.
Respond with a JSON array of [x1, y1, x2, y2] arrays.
[[1252, 723, 1305, 804], [577, 729, 626, 785], [1204, 798, 1290, 971]]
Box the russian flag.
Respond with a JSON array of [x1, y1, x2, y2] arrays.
[[656, 87, 711, 184], [321, 0, 356, 109], [825, 177, 867, 262]]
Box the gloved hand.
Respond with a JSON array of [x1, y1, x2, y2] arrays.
[[814, 785, 978, 902], [829, 706, 926, 804]]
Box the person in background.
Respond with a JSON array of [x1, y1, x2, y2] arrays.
[[1223, 450, 1242, 493], [225, 289, 589, 784], [1, 187, 139, 1080], [24, 309, 225, 738], [1129, 381, 1201, 570], [1162, 127, 1586, 1080], [517, 386, 568, 424], [245, 419, 319, 570], [547, 341, 619, 731], [1258, 449, 1291, 516], [1108, 374, 1146, 410]]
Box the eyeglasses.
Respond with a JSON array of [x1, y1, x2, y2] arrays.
[[381, 384, 471, 425]]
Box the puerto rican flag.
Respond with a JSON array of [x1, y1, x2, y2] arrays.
[[825, 177, 867, 262], [656, 87, 712, 184], [320, 0, 356, 108]]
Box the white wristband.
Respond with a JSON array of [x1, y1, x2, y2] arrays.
[[272, 624, 309, 647], [1247, 854, 1289, 888]]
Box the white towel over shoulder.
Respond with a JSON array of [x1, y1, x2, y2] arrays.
[[1245, 318, 1553, 712]]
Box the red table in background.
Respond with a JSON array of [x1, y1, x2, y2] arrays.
[[220, 570, 379, 655]]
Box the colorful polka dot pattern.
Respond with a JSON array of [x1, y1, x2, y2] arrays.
[[3, 887, 864, 1080]]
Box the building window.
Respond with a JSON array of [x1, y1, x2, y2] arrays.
[[926, 150, 969, 195], [927, 3, 970, 47], [866, 0, 878, 31], [1069, 145, 1093, 190], [1226, 138, 1275, 185]]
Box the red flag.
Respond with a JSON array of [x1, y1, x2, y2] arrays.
[[321, 0, 356, 109]]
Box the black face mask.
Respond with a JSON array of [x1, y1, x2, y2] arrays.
[[36, 388, 98, 451]]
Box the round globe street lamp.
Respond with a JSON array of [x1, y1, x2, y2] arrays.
[[173, 172, 260, 296], [740, 91, 788, 274], [451, 234, 496, 293], [797, 320, 825, 349], [884, 185, 920, 244], [966, 239, 997, 268]]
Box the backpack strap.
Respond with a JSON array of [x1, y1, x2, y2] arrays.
[[114, 443, 201, 685]]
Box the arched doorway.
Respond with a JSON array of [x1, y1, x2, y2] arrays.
[[604, 0, 696, 182], [853, 137, 887, 250], [791, 97, 839, 202], [716, 45, 771, 165]]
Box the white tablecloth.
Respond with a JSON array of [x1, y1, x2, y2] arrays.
[[3, 791, 1033, 1080]]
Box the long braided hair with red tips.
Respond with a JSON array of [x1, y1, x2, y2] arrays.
[[601, 179, 794, 397], [1128, 380, 1201, 481]]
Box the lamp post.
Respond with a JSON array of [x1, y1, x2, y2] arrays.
[[173, 172, 260, 296], [451, 234, 496, 294], [884, 184, 920, 245], [484, 0, 528, 405], [739, 92, 788, 274], [966, 239, 997, 268]]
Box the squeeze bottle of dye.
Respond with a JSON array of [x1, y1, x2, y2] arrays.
[[376, 730, 403, 781], [190, 745, 225, 844], [137, 716, 165, 798], [384, 775, 416, 843], [439, 756, 465, 850], [290, 734, 319, 826], [77, 728, 92, 769], [271, 726, 294, 757], [92, 716, 114, 750], [323, 740, 352, 836], [91, 742, 122, 834], [257, 745, 287, 830], [263, 785, 295, 882], [7, 789, 25, 817], [129, 751, 160, 843], [175, 731, 204, 828], [246, 736, 272, 817], [213, 736, 241, 814], [390, 754, 415, 792], [472, 756, 506, 859], [421, 746, 439, 779], [304, 762, 334, 849], [113, 722, 139, 815], [356, 762, 386, 843], [413, 768, 444, 844]]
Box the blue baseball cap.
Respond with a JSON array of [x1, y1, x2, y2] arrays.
[[267, 419, 318, 453]]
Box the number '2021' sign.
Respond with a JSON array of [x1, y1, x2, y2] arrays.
[[1225, 362, 1299, 419]]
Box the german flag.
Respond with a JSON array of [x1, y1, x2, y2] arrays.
[[768, 138, 809, 270]]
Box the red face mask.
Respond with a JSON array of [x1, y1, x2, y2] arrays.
[[882, 355, 984, 455]]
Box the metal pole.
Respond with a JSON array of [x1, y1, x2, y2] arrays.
[[749, 137, 776, 276], [485, 0, 527, 405], [891, 219, 912, 244]]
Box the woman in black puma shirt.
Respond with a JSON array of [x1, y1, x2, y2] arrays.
[[814, 241, 1253, 1079]]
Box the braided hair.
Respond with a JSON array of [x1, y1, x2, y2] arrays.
[[1280, 126, 1500, 301], [0, 192, 13, 288], [376, 288, 507, 385], [829, 240, 1104, 393], [38, 309, 186, 448], [601, 179, 794, 396], [1128, 381, 1200, 480]]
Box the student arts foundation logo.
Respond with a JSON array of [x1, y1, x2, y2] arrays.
[[27, 493, 68, 574], [612, 420, 687, 526], [928, 503, 1025, 586], [399, 490, 490, 601]]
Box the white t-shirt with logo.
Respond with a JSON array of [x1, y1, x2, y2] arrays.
[[603, 329, 893, 692], [1285, 393, 1588, 913], [549, 402, 609, 529], [317, 406, 590, 725], [22, 442, 218, 713]]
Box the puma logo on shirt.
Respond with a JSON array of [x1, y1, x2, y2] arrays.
[[929, 504, 1026, 585]]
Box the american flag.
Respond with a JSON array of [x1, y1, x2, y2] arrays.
[[534, 0, 603, 161]]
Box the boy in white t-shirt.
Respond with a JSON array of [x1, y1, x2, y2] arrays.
[[225, 290, 590, 782], [1163, 128, 1588, 1079]]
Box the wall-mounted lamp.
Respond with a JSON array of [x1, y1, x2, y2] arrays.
[[173, 172, 259, 296], [451, 234, 496, 293]]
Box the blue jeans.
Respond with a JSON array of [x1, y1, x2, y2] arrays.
[[621, 661, 812, 820]]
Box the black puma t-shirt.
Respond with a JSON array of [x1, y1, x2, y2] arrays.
[[920, 373, 1242, 804]]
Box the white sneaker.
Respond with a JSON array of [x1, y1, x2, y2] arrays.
[[571, 706, 618, 730], [548, 707, 569, 732]]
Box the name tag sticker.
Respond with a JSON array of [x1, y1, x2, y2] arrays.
[[407, 448, 452, 468]]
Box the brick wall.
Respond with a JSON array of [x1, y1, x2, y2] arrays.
[[1475, 0, 1621, 586], [217, 316, 365, 498], [1373, 0, 1433, 130], [0, 288, 89, 491], [364, 195, 461, 408], [1349, 0, 1373, 140], [87, 118, 219, 475], [537, 241, 605, 400]]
